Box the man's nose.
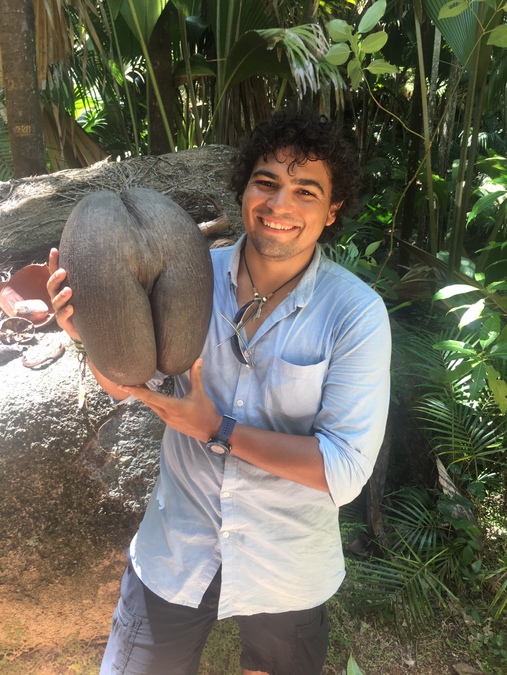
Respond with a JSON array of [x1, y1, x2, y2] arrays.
[[266, 187, 294, 211]]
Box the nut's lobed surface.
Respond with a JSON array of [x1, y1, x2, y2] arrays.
[[59, 189, 214, 384]]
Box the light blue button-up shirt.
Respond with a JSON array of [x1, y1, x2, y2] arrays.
[[130, 235, 391, 619]]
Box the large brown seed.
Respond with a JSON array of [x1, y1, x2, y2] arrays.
[[59, 189, 214, 385]]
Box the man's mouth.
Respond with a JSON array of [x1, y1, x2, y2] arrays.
[[261, 218, 298, 231]]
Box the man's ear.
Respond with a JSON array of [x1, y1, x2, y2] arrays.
[[325, 200, 344, 227]]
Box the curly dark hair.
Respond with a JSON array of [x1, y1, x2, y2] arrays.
[[229, 106, 359, 242]]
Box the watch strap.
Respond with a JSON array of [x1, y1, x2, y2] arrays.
[[216, 415, 236, 443]]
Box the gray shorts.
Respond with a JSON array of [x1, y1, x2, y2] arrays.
[[100, 553, 328, 675]]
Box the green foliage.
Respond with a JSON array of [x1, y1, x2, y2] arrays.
[[336, 234, 507, 642], [324, 236, 401, 302], [432, 282, 507, 412], [325, 0, 398, 89], [347, 654, 365, 674]]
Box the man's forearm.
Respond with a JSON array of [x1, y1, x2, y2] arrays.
[[229, 425, 329, 492], [87, 358, 131, 400]]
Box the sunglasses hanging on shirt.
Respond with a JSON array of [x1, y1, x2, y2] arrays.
[[215, 246, 312, 368]]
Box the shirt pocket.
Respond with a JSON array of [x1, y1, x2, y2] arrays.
[[263, 356, 329, 425]]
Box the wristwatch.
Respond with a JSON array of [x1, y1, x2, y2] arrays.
[[206, 415, 236, 456]]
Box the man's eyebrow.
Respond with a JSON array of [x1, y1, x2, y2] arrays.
[[250, 169, 326, 195]]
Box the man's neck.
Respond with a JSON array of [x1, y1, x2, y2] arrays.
[[240, 237, 316, 298]]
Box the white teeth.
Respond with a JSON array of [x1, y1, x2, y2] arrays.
[[262, 219, 295, 231]]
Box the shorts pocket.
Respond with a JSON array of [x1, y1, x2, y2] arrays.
[[291, 605, 328, 675], [104, 597, 142, 674]]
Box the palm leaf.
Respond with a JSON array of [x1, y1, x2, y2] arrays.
[[383, 486, 447, 558], [34, 1, 102, 83], [485, 49, 507, 112], [257, 23, 344, 98], [414, 395, 507, 474], [485, 555, 507, 619], [347, 549, 457, 634], [391, 328, 452, 395], [422, 0, 480, 69], [222, 31, 292, 90], [108, 0, 171, 44]]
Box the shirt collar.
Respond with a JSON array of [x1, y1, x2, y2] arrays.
[[227, 234, 322, 309]]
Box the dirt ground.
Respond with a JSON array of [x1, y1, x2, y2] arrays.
[[0, 541, 489, 675], [0, 547, 123, 675]]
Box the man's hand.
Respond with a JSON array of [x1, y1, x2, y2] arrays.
[[119, 359, 222, 443], [47, 248, 81, 341]]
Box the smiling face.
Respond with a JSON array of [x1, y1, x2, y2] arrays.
[[241, 149, 341, 265]]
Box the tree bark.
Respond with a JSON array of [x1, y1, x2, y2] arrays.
[[0, 0, 46, 178], [148, 2, 176, 155]]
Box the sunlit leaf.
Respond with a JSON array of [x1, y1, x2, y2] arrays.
[[347, 654, 365, 675], [467, 190, 507, 224], [486, 281, 507, 293], [358, 0, 386, 34], [347, 57, 363, 89], [325, 43, 351, 65], [486, 366, 507, 413], [490, 343, 507, 360], [327, 19, 352, 43], [480, 314, 501, 349], [365, 59, 398, 74], [433, 284, 479, 300], [443, 360, 473, 383], [361, 31, 388, 54], [438, 0, 469, 19], [365, 241, 381, 257], [433, 340, 477, 355], [459, 299, 485, 327], [487, 24, 507, 48]]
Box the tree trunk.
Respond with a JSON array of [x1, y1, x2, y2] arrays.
[[0, 0, 46, 178], [397, 70, 423, 272], [437, 55, 460, 178], [428, 29, 442, 138], [148, 2, 176, 155]]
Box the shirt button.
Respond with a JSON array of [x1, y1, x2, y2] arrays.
[[222, 491, 230, 498], [236, 399, 244, 407], [222, 531, 230, 538]]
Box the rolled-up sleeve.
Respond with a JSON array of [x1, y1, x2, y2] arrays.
[[315, 294, 391, 506]]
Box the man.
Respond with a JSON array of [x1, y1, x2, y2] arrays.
[[48, 107, 391, 675]]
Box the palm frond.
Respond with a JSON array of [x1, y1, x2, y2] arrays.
[[485, 555, 507, 619], [422, 0, 480, 69], [34, 0, 102, 86], [485, 50, 507, 114], [383, 486, 447, 558], [391, 328, 450, 396], [346, 549, 457, 635], [257, 23, 340, 98], [414, 395, 507, 477]]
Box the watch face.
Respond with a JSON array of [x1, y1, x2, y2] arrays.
[[207, 442, 228, 456]]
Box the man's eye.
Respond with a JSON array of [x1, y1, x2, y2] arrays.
[[299, 189, 316, 197]]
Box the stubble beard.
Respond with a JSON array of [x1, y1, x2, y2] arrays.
[[246, 231, 304, 262]]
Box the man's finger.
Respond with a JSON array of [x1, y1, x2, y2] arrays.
[[189, 358, 204, 392], [119, 385, 175, 410], [48, 248, 59, 275]]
